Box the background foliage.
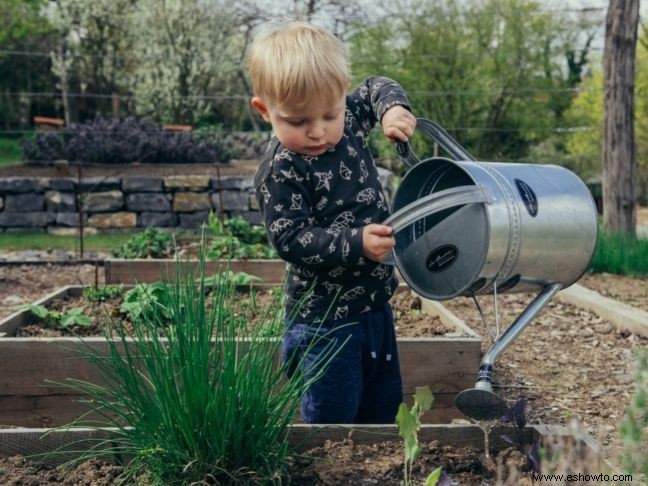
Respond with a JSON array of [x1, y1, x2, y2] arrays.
[[1, 0, 646, 187]]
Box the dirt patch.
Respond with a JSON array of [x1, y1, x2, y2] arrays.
[[442, 292, 648, 463], [288, 439, 529, 485], [0, 263, 103, 321], [10, 287, 458, 339], [579, 272, 648, 312], [0, 456, 122, 485], [0, 441, 531, 485]]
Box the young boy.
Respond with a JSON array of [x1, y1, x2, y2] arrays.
[[248, 21, 416, 424]]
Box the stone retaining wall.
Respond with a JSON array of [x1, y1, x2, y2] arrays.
[[0, 169, 393, 233]]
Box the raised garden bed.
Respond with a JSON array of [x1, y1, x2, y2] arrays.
[[104, 258, 286, 285], [0, 285, 480, 427], [0, 424, 609, 484]]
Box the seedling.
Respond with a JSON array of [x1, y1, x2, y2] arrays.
[[20, 304, 91, 330], [396, 386, 449, 486], [500, 398, 540, 474], [204, 212, 277, 259], [83, 285, 125, 302]]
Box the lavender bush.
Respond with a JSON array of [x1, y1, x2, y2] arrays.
[[21, 117, 233, 165]]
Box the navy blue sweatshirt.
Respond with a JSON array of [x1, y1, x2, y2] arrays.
[[254, 76, 410, 323]]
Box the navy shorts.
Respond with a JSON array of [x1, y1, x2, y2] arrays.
[[281, 304, 403, 424]]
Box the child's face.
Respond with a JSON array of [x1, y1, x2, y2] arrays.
[[252, 94, 346, 157]]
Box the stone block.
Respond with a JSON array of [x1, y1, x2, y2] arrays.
[[0, 212, 55, 227], [48, 226, 98, 236], [249, 193, 259, 211], [78, 177, 121, 191], [165, 175, 211, 190], [0, 178, 42, 194], [122, 177, 164, 193], [212, 175, 254, 191], [221, 191, 251, 212], [88, 212, 137, 229], [4, 194, 45, 212], [138, 212, 178, 227], [45, 191, 76, 212], [173, 192, 212, 212], [126, 193, 171, 212], [232, 210, 264, 226], [56, 212, 88, 227], [48, 178, 77, 191], [83, 190, 124, 212], [179, 211, 210, 229]]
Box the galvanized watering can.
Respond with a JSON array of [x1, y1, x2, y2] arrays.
[[382, 119, 598, 420]]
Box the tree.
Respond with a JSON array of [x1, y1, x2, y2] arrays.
[[0, 0, 57, 129], [348, 0, 599, 162], [603, 0, 640, 234]]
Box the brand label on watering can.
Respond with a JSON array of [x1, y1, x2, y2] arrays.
[[426, 244, 458, 272], [515, 179, 538, 217]]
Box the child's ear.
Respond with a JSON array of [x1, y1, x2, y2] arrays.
[[251, 97, 271, 123]]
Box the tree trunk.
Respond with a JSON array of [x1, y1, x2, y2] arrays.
[[602, 0, 640, 234]]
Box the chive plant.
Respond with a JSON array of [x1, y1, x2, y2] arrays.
[[50, 252, 340, 484]]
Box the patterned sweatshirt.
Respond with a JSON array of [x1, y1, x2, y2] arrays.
[[253, 76, 410, 323]]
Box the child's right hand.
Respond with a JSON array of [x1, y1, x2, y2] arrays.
[[362, 224, 395, 262]]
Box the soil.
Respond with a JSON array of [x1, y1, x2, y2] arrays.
[[287, 439, 529, 485], [0, 441, 528, 485], [0, 265, 646, 483], [10, 285, 457, 339]]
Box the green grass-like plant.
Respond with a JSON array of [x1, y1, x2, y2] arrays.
[[48, 253, 339, 484], [589, 228, 648, 276], [619, 347, 648, 479]]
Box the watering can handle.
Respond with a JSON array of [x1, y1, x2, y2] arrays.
[[383, 185, 491, 234], [395, 118, 476, 169]]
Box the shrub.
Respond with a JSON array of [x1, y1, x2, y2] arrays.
[[111, 227, 175, 259], [21, 117, 233, 165]]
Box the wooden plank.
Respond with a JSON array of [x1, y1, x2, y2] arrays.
[[419, 297, 479, 338], [0, 337, 479, 426], [0, 424, 587, 466], [558, 283, 648, 337], [0, 338, 478, 397], [105, 259, 287, 285]]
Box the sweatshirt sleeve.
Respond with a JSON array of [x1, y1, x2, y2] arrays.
[[347, 76, 411, 137], [254, 149, 364, 269]]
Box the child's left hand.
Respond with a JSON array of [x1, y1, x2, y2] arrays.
[[381, 106, 416, 143]]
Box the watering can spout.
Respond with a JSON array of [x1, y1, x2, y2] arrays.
[[454, 283, 562, 421]]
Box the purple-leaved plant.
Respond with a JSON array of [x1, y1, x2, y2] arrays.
[[500, 398, 541, 474]]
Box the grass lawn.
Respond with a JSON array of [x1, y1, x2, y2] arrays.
[[0, 231, 140, 252], [0, 135, 26, 167]]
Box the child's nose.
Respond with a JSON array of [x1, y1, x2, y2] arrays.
[[308, 123, 325, 139]]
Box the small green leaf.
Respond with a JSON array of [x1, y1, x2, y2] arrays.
[[414, 386, 434, 412], [425, 466, 443, 486], [396, 402, 416, 439], [20, 304, 49, 319]]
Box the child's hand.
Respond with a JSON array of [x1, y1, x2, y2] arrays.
[[381, 106, 416, 143], [362, 224, 395, 262]]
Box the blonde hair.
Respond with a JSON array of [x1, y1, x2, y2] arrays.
[[247, 21, 351, 108]]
